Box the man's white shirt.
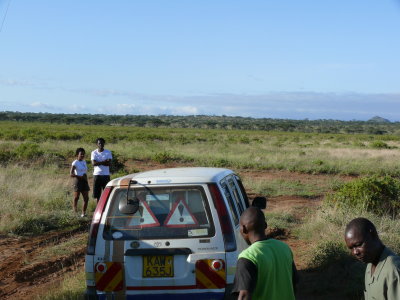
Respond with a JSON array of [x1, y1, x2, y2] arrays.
[[91, 149, 112, 175]]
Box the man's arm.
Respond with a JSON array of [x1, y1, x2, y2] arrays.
[[231, 258, 257, 299], [292, 262, 299, 293], [386, 262, 400, 300], [91, 159, 111, 166], [238, 290, 251, 300]]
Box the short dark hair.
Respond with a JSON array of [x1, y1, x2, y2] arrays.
[[75, 147, 85, 155], [96, 138, 105, 144], [345, 217, 378, 237]]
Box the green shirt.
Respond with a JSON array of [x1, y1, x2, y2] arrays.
[[238, 239, 295, 300], [364, 247, 400, 300]]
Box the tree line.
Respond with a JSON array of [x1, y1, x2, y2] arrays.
[[1, 111, 399, 135]]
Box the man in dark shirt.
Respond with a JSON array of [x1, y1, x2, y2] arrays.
[[232, 207, 298, 300]]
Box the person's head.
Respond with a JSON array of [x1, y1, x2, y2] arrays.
[[239, 206, 267, 245], [75, 147, 85, 160], [96, 138, 105, 151], [344, 217, 383, 264]]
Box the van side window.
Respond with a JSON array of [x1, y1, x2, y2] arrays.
[[227, 177, 245, 214], [235, 176, 250, 208], [220, 180, 239, 226]]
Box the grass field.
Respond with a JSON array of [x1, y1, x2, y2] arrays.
[[1, 120, 400, 299]]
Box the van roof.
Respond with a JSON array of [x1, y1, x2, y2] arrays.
[[110, 167, 234, 186]]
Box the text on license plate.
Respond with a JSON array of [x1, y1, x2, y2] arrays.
[[143, 255, 174, 278]]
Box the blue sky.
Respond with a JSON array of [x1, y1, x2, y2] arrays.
[[1, 0, 400, 121]]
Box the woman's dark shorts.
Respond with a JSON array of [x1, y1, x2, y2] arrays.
[[93, 175, 111, 199], [73, 176, 90, 192]]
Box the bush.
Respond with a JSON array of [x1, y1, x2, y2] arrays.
[[152, 151, 177, 164], [370, 140, 390, 149], [14, 143, 44, 160], [0, 150, 12, 164], [308, 240, 348, 270], [110, 152, 127, 174], [326, 175, 400, 215], [211, 158, 231, 168], [303, 239, 365, 298]]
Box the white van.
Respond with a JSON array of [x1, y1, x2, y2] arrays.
[[85, 167, 265, 299]]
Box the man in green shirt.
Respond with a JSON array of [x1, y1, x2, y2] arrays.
[[345, 217, 400, 300], [231, 207, 298, 300]]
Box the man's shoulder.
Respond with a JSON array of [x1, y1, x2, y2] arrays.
[[386, 253, 400, 268], [265, 238, 292, 250], [240, 239, 290, 256]]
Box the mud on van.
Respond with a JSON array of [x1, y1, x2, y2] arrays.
[[85, 167, 265, 299]]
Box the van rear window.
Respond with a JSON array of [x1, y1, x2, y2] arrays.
[[103, 186, 215, 240]]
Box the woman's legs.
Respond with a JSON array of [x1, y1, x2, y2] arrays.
[[73, 191, 80, 213], [81, 190, 89, 216]]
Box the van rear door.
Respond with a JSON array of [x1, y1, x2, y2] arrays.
[[100, 185, 227, 296]]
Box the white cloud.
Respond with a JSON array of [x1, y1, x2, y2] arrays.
[[29, 102, 57, 109], [171, 106, 199, 115]]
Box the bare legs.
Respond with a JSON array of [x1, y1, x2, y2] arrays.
[[73, 191, 89, 216]]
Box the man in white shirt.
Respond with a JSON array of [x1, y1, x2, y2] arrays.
[[91, 138, 112, 203]]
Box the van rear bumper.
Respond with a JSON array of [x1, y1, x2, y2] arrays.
[[95, 292, 224, 300]]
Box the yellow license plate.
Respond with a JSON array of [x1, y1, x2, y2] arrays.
[[143, 255, 174, 278]]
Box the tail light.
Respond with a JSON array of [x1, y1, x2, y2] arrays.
[[208, 183, 236, 252], [196, 259, 226, 289], [87, 186, 113, 255], [95, 262, 123, 292]]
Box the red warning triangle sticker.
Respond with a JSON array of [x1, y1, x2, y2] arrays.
[[127, 201, 160, 228], [164, 199, 198, 228]]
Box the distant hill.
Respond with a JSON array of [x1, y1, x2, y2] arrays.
[[368, 116, 391, 123]]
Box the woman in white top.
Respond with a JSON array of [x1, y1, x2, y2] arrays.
[[70, 147, 90, 217]]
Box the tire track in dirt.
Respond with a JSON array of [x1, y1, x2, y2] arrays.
[[0, 225, 89, 299]]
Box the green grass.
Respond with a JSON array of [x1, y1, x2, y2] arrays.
[[38, 270, 86, 300], [2, 121, 400, 235], [0, 164, 96, 235], [2, 121, 400, 176]]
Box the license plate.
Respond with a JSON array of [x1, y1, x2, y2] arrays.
[[143, 255, 174, 278]]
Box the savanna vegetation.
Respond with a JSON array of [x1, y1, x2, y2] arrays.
[[1, 111, 399, 134], [1, 115, 400, 299]]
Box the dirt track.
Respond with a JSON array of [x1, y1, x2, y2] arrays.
[[0, 227, 88, 299]]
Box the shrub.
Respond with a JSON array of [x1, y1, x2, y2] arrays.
[[0, 150, 12, 164], [110, 152, 127, 174], [14, 143, 44, 160], [211, 158, 231, 168], [326, 175, 400, 215], [152, 151, 175, 164], [308, 240, 348, 270], [303, 239, 365, 298], [370, 140, 390, 149]]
